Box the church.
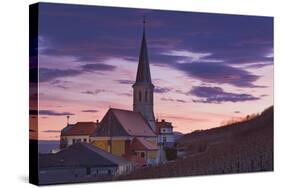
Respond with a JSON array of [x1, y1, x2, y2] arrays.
[[90, 19, 159, 165], [60, 19, 174, 166]]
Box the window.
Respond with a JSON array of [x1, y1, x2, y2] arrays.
[[108, 169, 111, 175], [145, 90, 148, 102], [72, 139, 76, 144], [84, 138, 87, 142], [77, 139, 81, 143], [163, 136, 167, 143], [141, 152, 145, 158], [139, 91, 142, 102]]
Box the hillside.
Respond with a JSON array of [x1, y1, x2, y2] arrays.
[[178, 106, 273, 155], [117, 106, 273, 180]]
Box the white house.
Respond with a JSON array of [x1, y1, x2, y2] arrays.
[[156, 119, 175, 147]]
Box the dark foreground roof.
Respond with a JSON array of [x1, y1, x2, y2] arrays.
[[61, 122, 97, 136], [92, 108, 156, 137], [39, 143, 132, 169]]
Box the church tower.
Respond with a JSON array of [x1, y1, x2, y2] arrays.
[[133, 18, 156, 131]]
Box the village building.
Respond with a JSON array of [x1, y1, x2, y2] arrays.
[[39, 143, 133, 185], [156, 119, 175, 148], [59, 19, 174, 166], [60, 121, 97, 149], [90, 108, 158, 166], [89, 20, 161, 166]]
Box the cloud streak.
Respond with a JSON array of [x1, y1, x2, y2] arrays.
[[81, 89, 106, 95], [115, 79, 134, 85], [81, 109, 99, 113], [30, 109, 75, 116], [189, 86, 260, 103], [37, 63, 116, 82], [154, 86, 172, 93], [174, 62, 264, 88]]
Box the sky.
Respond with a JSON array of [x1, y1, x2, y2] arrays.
[[30, 3, 273, 140]]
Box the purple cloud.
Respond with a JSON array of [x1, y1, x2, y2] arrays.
[[154, 86, 172, 93], [161, 97, 187, 103], [37, 3, 273, 89], [174, 62, 264, 88], [81, 109, 99, 113], [30, 109, 74, 116], [189, 86, 260, 103], [37, 63, 116, 82], [81, 89, 106, 95], [42, 130, 61, 133], [176, 99, 187, 103], [115, 79, 134, 85], [81, 63, 116, 72], [38, 68, 81, 82], [39, 3, 272, 67]]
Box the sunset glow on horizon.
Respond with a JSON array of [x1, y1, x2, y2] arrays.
[[31, 3, 273, 140]]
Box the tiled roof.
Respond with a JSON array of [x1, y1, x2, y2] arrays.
[[112, 109, 156, 137], [61, 122, 97, 136], [132, 137, 158, 151], [39, 143, 132, 169], [156, 120, 173, 128], [93, 108, 156, 137]]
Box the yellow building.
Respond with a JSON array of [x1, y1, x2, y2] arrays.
[[90, 108, 158, 165]]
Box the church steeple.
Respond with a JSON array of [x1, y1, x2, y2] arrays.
[[135, 17, 153, 84], [133, 17, 155, 131]]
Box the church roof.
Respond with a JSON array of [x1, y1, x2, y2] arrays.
[[61, 121, 97, 136], [134, 20, 153, 86], [92, 108, 156, 137], [132, 137, 158, 151], [39, 143, 131, 169]]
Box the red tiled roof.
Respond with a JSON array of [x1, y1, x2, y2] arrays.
[[156, 120, 173, 128], [156, 120, 173, 134], [61, 122, 97, 136], [131, 137, 158, 151], [111, 108, 156, 137]]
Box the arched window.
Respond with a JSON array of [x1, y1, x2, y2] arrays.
[[145, 90, 148, 102], [139, 91, 142, 102]]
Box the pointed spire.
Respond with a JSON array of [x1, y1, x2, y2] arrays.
[[135, 16, 152, 84]]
